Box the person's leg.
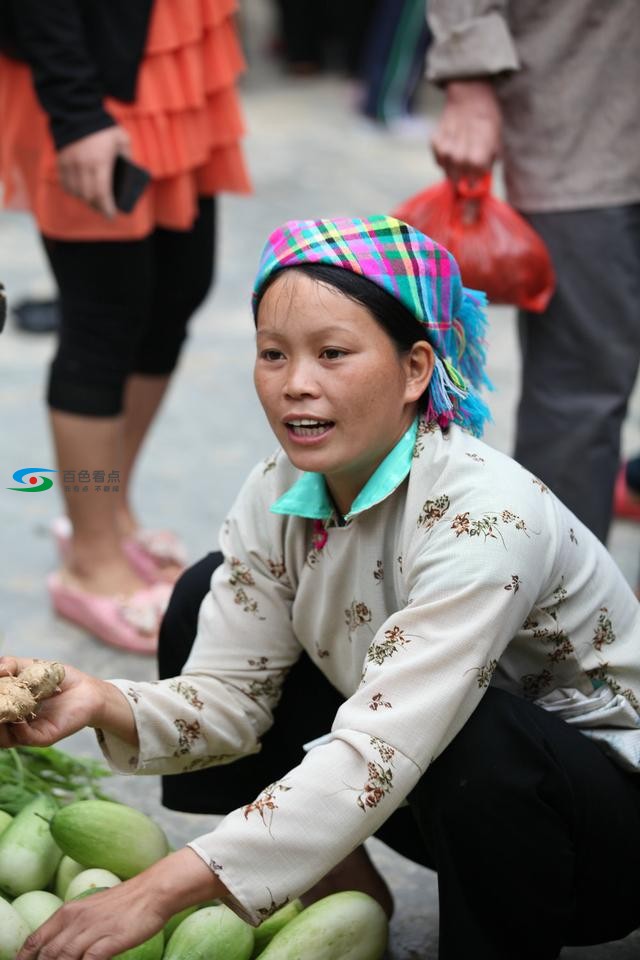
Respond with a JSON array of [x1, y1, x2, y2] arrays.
[[409, 687, 640, 959], [44, 235, 154, 597], [275, 0, 324, 72], [117, 198, 216, 559], [49, 411, 148, 596], [514, 203, 640, 543]]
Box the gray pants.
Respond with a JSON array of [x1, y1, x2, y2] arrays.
[[515, 204, 640, 543]]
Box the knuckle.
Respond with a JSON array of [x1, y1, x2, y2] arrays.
[[85, 947, 113, 960], [22, 932, 42, 952], [43, 948, 72, 960]]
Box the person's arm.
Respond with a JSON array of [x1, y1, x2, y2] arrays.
[[13, 0, 113, 149], [426, 0, 518, 181], [94, 456, 302, 779], [18, 848, 227, 960], [12, 0, 130, 217], [0, 657, 138, 748]]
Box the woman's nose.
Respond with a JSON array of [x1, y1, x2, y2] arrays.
[[284, 358, 320, 398]]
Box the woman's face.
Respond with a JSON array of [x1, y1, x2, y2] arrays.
[[254, 271, 433, 515]]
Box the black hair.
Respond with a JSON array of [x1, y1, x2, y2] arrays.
[[253, 263, 428, 352]]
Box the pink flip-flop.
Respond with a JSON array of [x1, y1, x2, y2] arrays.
[[47, 572, 172, 654], [51, 517, 188, 584], [123, 529, 188, 584]]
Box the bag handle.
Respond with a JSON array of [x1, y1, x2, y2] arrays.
[[454, 174, 492, 199]]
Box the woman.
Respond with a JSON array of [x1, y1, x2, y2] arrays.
[[0, 0, 251, 652], [3, 216, 640, 960]]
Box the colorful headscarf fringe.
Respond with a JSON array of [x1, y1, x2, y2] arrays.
[[252, 215, 492, 437]]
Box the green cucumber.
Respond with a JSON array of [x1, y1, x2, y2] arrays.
[[0, 896, 30, 960], [64, 867, 121, 901], [0, 794, 62, 896], [252, 899, 303, 957], [54, 854, 85, 899], [11, 890, 63, 932], [165, 904, 254, 960], [50, 800, 169, 879], [164, 904, 200, 941], [113, 930, 164, 960], [254, 891, 388, 960]]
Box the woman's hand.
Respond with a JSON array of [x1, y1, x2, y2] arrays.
[[56, 124, 131, 218], [17, 848, 227, 960], [431, 80, 503, 183], [0, 657, 132, 749]]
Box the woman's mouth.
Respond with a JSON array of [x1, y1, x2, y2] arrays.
[[285, 418, 335, 441]]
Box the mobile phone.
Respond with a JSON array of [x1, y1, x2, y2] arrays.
[[112, 155, 151, 213], [0, 283, 6, 334]]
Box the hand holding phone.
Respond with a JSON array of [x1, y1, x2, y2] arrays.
[[112, 155, 151, 213]]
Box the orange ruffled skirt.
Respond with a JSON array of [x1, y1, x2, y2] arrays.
[[0, 0, 251, 240]]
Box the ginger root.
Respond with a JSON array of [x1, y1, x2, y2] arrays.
[[0, 660, 65, 723]]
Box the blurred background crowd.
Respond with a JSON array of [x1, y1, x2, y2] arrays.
[[1, 0, 639, 653]]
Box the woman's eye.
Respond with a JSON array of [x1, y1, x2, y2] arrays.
[[260, 349, 284, 361], [321, 348, 346, 360]]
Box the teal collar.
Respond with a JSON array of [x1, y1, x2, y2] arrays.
[[270, 419, 418, 521]]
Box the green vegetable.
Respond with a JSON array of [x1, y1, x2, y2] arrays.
[[252, 900, 303, 957], [164, 904, 200, 941], [11, 890, 62, 932], [0, 794, 62, 897], [0, 746, 111, 815], [255, 891, 388, 960], [64, 867, 121, 901], [50, 799, 169, 879], [0, 811, 12, 836], [0, 896, 30, 960], [164, 904, 254, 960], [54, 854, 85, 899], [164, 901, 220, 940], [71, 886, 112, 900], [113, 931, 165, 960]]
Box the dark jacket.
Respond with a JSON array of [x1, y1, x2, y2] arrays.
[[0, 0, 154, 149]]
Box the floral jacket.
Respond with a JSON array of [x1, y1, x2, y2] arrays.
[[99, 419, 640, 924]]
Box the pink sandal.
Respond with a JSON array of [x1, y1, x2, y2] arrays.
[[47, 572, 172, 654], [51, 517, 188, 584], [123, 529, 188, 584]]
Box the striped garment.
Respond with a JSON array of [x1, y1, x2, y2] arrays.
[[252, 215, 492, 436]]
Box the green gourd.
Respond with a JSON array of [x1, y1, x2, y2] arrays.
[[0, 794, 61, 897], [0, 896, 30, 960], [164, 904, 254, 960], [50, 800, 168, 879], [254, 891, 388, 960]]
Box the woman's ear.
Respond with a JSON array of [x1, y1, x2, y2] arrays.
[[404, 340, 435, 403]]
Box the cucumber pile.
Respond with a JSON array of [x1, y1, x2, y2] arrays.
[[0, 796, 389, 960]]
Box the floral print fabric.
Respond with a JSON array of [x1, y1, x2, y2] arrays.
[[99, 422, 640, 926]]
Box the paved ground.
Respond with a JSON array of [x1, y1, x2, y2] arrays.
[[2, 3, 640, 956]]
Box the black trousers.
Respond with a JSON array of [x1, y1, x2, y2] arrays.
[[43, 196, 216, 417], [159, 553, 640, 959], [515, 204, 640, 543]]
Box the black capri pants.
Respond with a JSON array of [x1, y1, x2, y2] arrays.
[[43, 196, 215, 417], [159, 552, 640, 960]]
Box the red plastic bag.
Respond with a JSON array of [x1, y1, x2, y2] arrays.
[[392, 175, 555, 312]]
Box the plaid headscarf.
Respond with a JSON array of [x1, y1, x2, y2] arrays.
[[253, 215, 492, 436]]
